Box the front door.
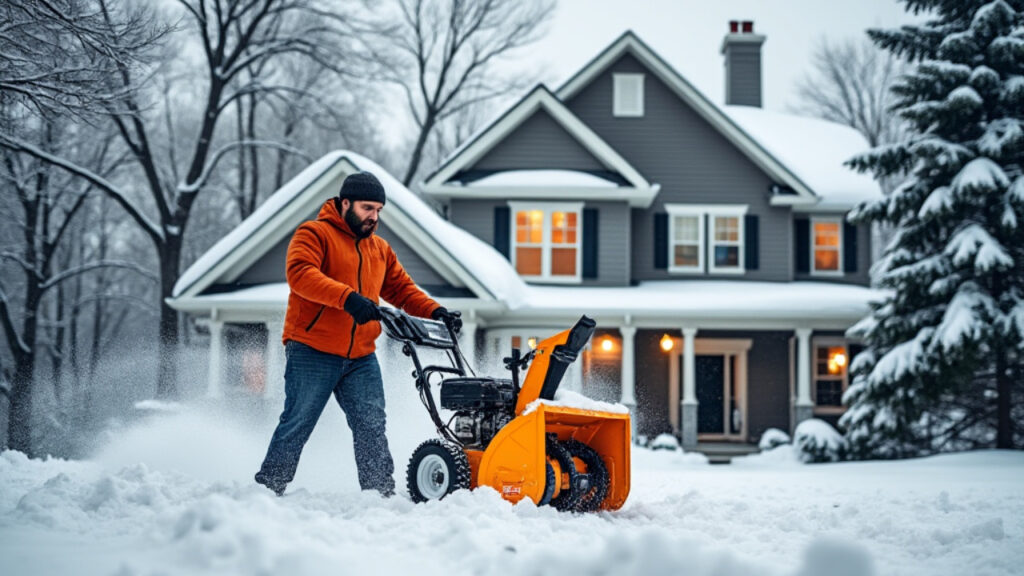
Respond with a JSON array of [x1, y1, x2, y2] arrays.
[[696, 355, 725, 434]]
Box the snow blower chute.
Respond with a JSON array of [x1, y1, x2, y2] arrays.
[[380, 308, 630, 512]]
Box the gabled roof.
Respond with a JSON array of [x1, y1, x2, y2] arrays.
[[421, 85, 660, 207], [169, 151, 528, 310], [554, 30, 820, 205]]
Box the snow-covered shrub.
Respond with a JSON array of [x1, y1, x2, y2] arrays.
[[648, 433, 680, 451], [758, 428, 791, 451], [794, 419, 846, 463]]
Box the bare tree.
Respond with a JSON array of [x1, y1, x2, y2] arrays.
[[794, 37, 908, 149], [0, 117, 157, 455], [368, 0, 554, 186], [0, 0, 170, 118], [1, 0, 366, 397]]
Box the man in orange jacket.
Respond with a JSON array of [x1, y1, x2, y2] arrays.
[[255, 171, 461, 497]]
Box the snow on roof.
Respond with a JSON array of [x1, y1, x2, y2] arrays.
[[173, 152, 348, 298], [521, 280, 877, 320], [465, 169, 619, 188], [176, 279, 876, 323], [172, 151, 528, 307], [724, 106, 882, 208]]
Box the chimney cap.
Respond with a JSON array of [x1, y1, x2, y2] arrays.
[[721, 19, 766, 53]]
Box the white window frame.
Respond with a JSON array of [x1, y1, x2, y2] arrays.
[[665, 204, 747, 275], [708, 207, 747, 274], [667, 206, 705, 273], [508, 201, 583, 283], [613, 73, 645, 117], [810, 216, 843, 276], [811, 337, 849, 414]]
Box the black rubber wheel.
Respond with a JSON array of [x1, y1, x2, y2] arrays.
[[406, 439, 471, 503], [538, 461, 556, 506], [564, 439, 610, 512], [547, 437, 581, 512]]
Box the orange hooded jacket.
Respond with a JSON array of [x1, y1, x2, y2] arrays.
[[281, 198, 441, 358]]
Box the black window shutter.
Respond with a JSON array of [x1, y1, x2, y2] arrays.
[[494, 206, 510, 260], [582, 208, 599, 278], [744, 214, 759, 271], [795, 218, 810, 274], [654, 213, 668, 269], [843, 221, 858, 273]]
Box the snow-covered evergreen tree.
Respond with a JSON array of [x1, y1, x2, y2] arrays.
[[842, 0, 1024, 458]]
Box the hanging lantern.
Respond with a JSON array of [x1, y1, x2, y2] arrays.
[[660, 334, 674, 352], [601, 337, 614, 352]]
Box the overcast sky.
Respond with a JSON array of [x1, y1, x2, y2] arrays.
[[516, 0, 926, 111]]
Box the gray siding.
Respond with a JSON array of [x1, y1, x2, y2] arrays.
[[235, 235, 289, 285], [473, 108, 604, 171], [565, 53, 792, 282], [231, 211, 460, 294], [449, 198, 631, 287], [635, 329, 673, 437], [234, 206, 320, 286], [723, 43, 763, 107], [376, 222, 453, 291]]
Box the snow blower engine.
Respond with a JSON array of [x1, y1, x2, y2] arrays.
[[380, 308, 630, 512]]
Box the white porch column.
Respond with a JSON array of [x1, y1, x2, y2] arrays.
[[206, 316, 224, 398], [619, 325, 637, 442], [264, 320, 286, 399], [460, 320, 478, 369], [795, 328, 814, 426], [618, 326, 636, 407], [681, 327, 698, 449]]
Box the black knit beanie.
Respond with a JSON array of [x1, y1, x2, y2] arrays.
[[338, 171, 386, 205]]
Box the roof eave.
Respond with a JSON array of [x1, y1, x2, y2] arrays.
[[421, 183, 661, 208]]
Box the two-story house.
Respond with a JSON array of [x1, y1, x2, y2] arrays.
[[168, 25, 880, 452]]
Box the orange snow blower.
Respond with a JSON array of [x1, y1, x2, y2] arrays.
[[380, 308, 630, 512]]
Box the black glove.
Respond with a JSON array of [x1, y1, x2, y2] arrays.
[[344, 292, 381, 325], [431, 307, 463, 333]]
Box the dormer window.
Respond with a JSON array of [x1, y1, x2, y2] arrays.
[[613, 73, 644, 117]]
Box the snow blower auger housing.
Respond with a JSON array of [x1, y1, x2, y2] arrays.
[[380, 308, 630, 512]]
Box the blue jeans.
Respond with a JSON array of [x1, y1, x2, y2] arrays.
[[256, 341, 395, 495]]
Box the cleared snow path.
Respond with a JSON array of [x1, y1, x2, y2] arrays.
[[1, 405, 1021, 576]]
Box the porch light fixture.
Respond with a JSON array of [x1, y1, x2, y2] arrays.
[[660, 334, 674, 352], [601, 337, 614, 352]]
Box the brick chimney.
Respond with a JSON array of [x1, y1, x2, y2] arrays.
[[721, 20, 766, 107]]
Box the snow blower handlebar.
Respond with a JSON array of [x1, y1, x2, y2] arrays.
[[379, 307, 468, 444]]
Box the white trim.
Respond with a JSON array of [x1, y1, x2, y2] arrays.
[[556, 32, 818, 202], [810, 216, 844, 277], [681, 338, 750, 441], [422, 86, 653, 193], [508, 201, 584, 283], [421, 183, 661, 208], [795, 328, 813, 408], [665, 204, 748, 276], [667, 212, 704, 274], [613, 73, 645, 117], [708, 211, 746, 275], [811, 336, 849, 414]]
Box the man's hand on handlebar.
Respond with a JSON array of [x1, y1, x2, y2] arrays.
[[431, 307, 463, 334]]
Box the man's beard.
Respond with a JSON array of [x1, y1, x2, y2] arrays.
[[344, 207, 377, 238]]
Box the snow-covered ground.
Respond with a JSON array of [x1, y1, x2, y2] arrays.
[[1, 396, 1021, 576]]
